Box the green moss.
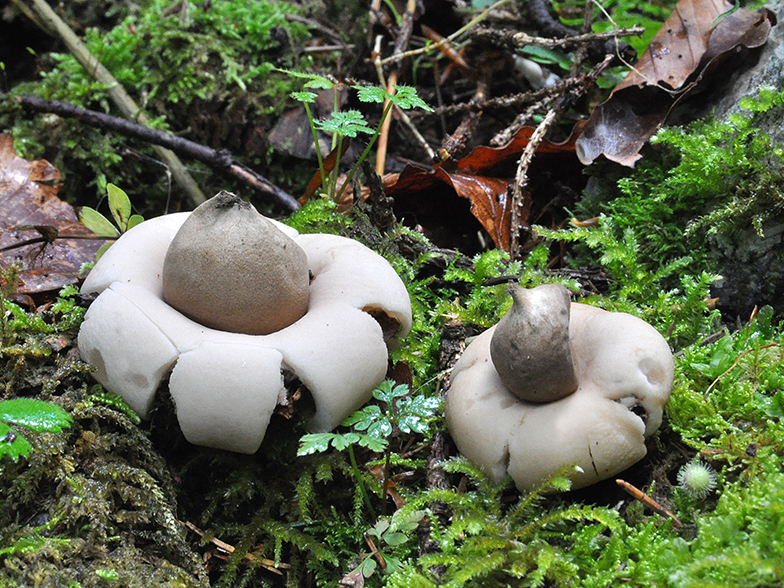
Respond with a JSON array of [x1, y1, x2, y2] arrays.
[[0, 268, 206, 586]]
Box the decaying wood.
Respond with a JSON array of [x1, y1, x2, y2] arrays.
[[17, 96, 300, 212]]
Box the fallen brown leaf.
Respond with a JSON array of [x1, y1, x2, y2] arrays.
[[384, 125, 579, 252], [0, 133, 110, 297], [576, 0, 775, 166]]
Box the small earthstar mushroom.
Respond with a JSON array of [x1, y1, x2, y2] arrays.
[[77, 192, 412, 454], [445, 283, 674, 491]]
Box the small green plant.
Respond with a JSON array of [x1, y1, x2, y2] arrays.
[[347, 509, 427, 582], [284, 70, 432, 202], [78, 183, 143, 258], [0, 398, 72, 462], [95, 568, 120, 581], [677, 461, 718, 499], [384, 458, 628, 588], [298, 380, 440, 518]]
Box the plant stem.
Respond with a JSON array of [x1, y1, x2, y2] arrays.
[[335, 100, 394, 203], [348, 445, 376, 521], [304, 102, 328, 198]]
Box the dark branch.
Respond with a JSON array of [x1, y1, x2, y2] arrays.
[[525, 0, 637, 65], [17, 95, 300, 213]]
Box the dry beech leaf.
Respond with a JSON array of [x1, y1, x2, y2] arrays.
[[0, 133, 110, 297], [576, 0, 775, 167]]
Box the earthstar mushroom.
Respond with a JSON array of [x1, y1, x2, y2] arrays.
[[445, 283, 674, 491], [78, 193, 412, 454]]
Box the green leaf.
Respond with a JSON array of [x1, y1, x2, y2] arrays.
[[354, 85, 389, 104], [765, 390, 784, 419], [297, 432, 362, 455], [359, 556, 377, 578], [331, 432, 360, 450], [342, 404, 385, 431], [373, 380, 409, 403], [383, 555, 404, 576], [78, 207, 120, 238], [126, 214, 144, 231], [95, 568, 120, 581], [390, 509, 427, 532], [278, 68, 334, 89], [106, 183, 132, 231], [95, 242, 113, 260], [0, 422, 32, 462], [390, 85, 432, 111], [370, 518, 391, 538], [316, 110, 374, 137], [383, 531, 408, 546], [354, 433, 388, 453], [519, 45, 573, 70], [291, 90, 318, 103], [0, 398, 72, 433], [298, 433, 338, 455]]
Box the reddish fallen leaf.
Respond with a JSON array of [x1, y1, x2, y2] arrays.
[[0, 133, 110, 297], [576, 0, 775, 166], [435, 169, 515, 252], [454, 124, 583, 175], [384, 125, 578, 252]]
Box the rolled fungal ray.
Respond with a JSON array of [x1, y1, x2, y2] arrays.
[[169, 342, 285, 453]]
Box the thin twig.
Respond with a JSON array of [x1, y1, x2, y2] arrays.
[[470, 25, 645, 51], [510, 108, 559, 258], [509, 53, 614, 257], [17, 96, 300, 212], [491, 100, 552, 147], [616, 479, 683, 528], [395, 107, 437, 160], [425, 77, 582, 117], [375, 0, 418, 175]]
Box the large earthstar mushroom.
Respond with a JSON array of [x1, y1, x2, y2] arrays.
[[78, 192, 412, 453], [445, 283, 674, 491]]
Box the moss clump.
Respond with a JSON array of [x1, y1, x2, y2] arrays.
[[566, 86, 784, 320], [0, 270, 206, 586]]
